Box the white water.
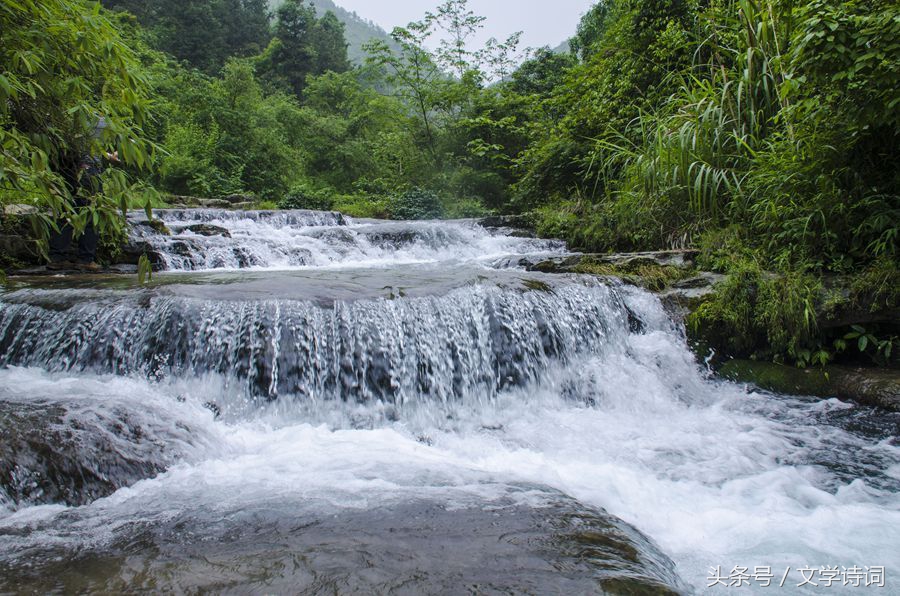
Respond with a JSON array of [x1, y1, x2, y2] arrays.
[[1, 212, 898, 593], [130, 209, 566, 271]]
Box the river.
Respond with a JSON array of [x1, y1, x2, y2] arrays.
[[1, 210, 897, 593]]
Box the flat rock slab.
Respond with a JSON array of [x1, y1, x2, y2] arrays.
[[525, 251, 700, 274], [0, 493, 685, 595]]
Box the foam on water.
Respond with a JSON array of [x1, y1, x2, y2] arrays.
[[1, 293, 896, 592], [130, 210, 566, 271], [1, 210, 897, 592]]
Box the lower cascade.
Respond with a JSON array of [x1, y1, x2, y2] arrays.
[[1, 211, 897, 593]]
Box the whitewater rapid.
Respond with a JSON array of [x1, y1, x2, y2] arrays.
[[1, 210, 897, 593]]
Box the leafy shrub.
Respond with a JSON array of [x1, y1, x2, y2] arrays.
[[278, 186, 334, 211], [442, 198, 490, 219], [331, 195, 392, 219], [390, 188, 444, 220]]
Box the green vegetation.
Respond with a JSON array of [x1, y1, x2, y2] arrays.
[[1, 0, 158, 259], [1, 0, 896, 366]]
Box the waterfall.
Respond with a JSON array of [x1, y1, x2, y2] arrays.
[[127, 209, 566, 271], [1, 209, 897, 594]]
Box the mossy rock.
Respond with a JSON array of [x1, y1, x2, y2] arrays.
[[720, 359, 900, 411]]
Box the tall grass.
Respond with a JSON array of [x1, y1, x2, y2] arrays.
[[588, 0, 791, 244]]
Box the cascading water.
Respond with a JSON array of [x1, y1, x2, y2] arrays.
[[1, 210, 897, 594], [127, 209, 567, 271]]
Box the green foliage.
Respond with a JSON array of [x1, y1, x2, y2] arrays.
[[331, 194, 391, 219], [689, 261, 823, 365], [570, 1, 613, 61], [154, 59, 307, 200], [278, 185, 333, 210], [513, 0, 694, 207], [258, 0, 350, 96], [390, 188, 444, 220], [1, 0, 157, 258], [102, 0, 271, 74], [137, 253, 153, 284], [442, 198, 490, 219]]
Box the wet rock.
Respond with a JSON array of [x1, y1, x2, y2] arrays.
[[602, 250, 699, 269], [222, 194, 254, 205], [477, 214, 534, 231], [196, 198, 233, 209], [719, 360, 900, 411], [119, 239, 164, 267], [528, 251, 699, 275], [133, 219, 171, 236], [0, 234, 38, 265], [163, 194, 201, 208], [0, 400, 185, 507], [185, 224, 231, 238], [230, 201, 256, 210], [162, 196, 234, 209], [659, 272, 726, 319], [526, 255, 584, 274], [363, 229, 419, 247], [0, 490, 686, 594]]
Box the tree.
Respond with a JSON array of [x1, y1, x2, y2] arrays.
[[101, 0, 272, 74], [1, 0, 157, 251], [570, 1, 613, 61], [313, 11, 350, 74], [426, 0, 485, 78], [365, 22, 448, 159], [259, 0, 350, 96], [509, 47, 575, 97]]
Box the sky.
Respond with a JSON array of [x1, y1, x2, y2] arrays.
[[335, 0, 596, 52]]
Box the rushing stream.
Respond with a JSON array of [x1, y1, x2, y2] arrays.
[[1, 210, 897, 594]]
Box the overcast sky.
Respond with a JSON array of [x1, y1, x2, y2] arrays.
[[336, 0, 596, 52]]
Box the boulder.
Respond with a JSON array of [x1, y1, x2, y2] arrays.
[[3, 204, 39, 217], [659, 273, 726, 318], [196, 198, 233, 209], [163, 195, 201, 208], [0, 234, 38, 263], [222, 194, 254, 205], [719, 359, 900, 411], [133, 219, 172, 236], [477, 214, 534, 230], [119, 239, 164, 267], [185, 223, 231, 238], [0, 400, 176, 507], [526, 251, 699, 275]]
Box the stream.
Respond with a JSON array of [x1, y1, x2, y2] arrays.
[[1, 209, 897, 594]]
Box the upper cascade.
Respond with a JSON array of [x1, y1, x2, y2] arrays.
[[127, 209, 566, 272]]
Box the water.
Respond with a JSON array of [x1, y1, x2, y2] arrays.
[[1, 210, 897, 594], [128, 209, 566, 271]]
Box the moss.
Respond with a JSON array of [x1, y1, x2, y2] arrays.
[[522, 279, 553, 293], [719, 359, 900, 411], [719, 360, 833, 396], [145, 219, 171, 235], [332, 195, 392, 219], [573, 258, 693, 291]]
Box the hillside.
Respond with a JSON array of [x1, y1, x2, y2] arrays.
[[268, 0, 399, 63]]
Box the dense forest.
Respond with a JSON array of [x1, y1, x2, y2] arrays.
[[1, 0, 898, 367]]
